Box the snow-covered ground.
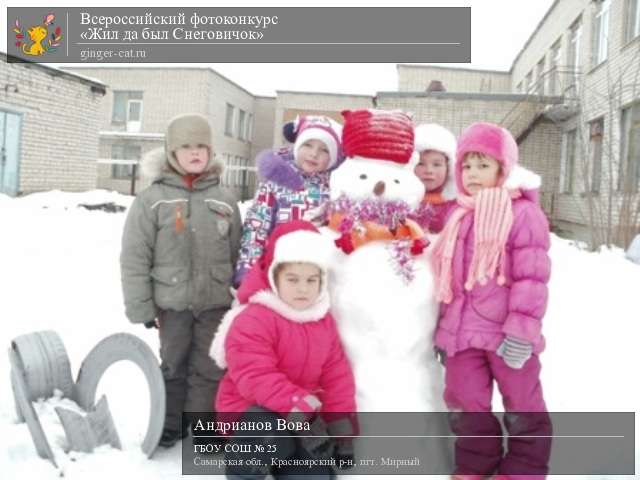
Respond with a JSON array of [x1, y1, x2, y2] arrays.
[[0, 190, 638, 479]]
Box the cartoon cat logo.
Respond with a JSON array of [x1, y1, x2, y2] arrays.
[[14, 13, 63, 56]]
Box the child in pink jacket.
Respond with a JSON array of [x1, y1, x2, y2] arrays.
[[430, 123, 552, 480], [412, 123, 458, 233], [210, 220, 356, 479]]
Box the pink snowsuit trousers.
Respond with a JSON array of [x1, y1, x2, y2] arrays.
[[444, 348, 552, 479]]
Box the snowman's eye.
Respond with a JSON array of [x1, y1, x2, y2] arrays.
[[394, 179, 400, 184], [359, 174, 367, 180]]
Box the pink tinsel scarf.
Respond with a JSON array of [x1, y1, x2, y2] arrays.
[[431, 187, 522, 304]]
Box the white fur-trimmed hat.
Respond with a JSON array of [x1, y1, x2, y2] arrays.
[[261, 220, 333, 296], [414, 123, 458, 200]]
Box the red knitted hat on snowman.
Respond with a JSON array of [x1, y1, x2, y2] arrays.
[[341, 109, 415, 164]]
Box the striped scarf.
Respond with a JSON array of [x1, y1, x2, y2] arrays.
[[431, 187, 521, 304]]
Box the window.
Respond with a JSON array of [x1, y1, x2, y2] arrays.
[[619, 103, 640, 192], [625, 0, 640, 42], [112, 91, 143, 124], [241, 158, 249, 189], [222, 155, 252, 189], [111, 144, 141, 179], [237, 109, 246, 140], [222, 154, 233, 185], [593, 0, 610, 66], [568, 19, 582, 93], [235, 156, 244, 186], [245, 113, 253, 142], [549, 39, 562, 95], [589, 119, 604, 193], [525, 71, 533, 93], [536, 58, 546, 94], [225, 103, 235, 137], [561, 130, 577, 194]]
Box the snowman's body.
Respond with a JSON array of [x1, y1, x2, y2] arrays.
[[327, 155, 445, 412], [324, 155, 451, 476], [328, 239, 444, 412]]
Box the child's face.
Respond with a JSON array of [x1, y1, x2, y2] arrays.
[[296, 139, 331, 174], [276, 262, 322, 311], [414, 150, 448, 192], [461, 153, 502, 195], [174, 144, 210, 174]]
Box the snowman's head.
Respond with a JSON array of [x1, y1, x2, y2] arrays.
[[330, 154, 425, 210]]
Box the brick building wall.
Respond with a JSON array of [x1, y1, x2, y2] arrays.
[[397, 64, 512, 93], [247, 97, 277, 194], [511, 0, 585, 94], [1, 56, 104, 194], [518, 119, 564, 217], [64, 67, 267, 199], [377, 92, 564, 219], [272, 91, 374, 147], [250, 96, 276, 161], [511, 0, 640, 243]]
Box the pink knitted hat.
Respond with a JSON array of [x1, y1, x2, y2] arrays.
[[455, 122, 518, 194], [283, 115, 343, 169]]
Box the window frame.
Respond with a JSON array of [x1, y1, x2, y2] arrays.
[[561, 129, 578, 194], [549, 39, 562, 95], [237, 109, 246, 141], [589, 118, 604, 194], [536, 57, 546, 94], [625, 0, 640, 43], [224, 103, 235, 137], [619, 102, 640, 193], [111, 91, 143, 125], [568, 17, 583, 93], [110, 144, 141, 179], [592, 0, 610, 66]]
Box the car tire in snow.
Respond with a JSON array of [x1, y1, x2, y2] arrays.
[[10, 331, 74, 404], [74, 333, 166, 458], [9, 348, 58, 467], [10, 368, 25, 422], [56, 395, 122, 453]]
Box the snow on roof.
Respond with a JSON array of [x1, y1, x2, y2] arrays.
[[0, 51, 107, 88], [99, 131, 165, 140]]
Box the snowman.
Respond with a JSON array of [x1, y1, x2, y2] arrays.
[[321, 109, 451, 475]]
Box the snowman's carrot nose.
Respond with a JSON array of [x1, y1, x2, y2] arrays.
[[373, 181, 385, 196]]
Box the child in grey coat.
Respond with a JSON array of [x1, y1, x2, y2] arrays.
[[120, 113, 241, 447]]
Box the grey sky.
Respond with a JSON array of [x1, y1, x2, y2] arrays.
[[1, 0, 555, 96]]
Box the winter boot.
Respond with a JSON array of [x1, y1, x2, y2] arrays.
[[159, 428, 186, 448], [191, 422, 227, 449], [159, 418, 190, 448]]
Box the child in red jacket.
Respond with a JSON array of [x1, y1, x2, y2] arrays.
[[210, 220, 356, 479]]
